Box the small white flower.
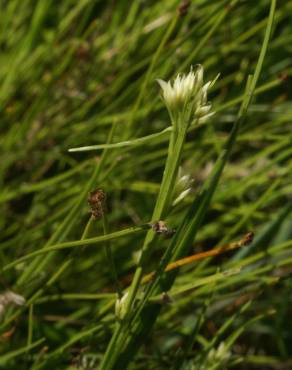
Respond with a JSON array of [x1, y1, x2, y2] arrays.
[[195, 104, 212, 118], [172, 167, 194, 206], [0, 291, 25, 306], [172, 188, 192, 206], [206, 342, 231, 365], [157, 70, 196, 110], [115, 292, 129, 319], [0, 291, 25, 320], [197, 112, 215, 124], [157, 65, 216, 126]]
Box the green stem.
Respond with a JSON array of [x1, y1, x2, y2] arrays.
[[100, 118, 189, 370], [102, 212, 122, 298], [69, 127, 172, 152], [124, 124, 187, 318], [27, 304, 33, 346], [2, 224, 149, 273]]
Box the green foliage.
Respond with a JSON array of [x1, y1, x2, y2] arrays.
[[1, 0, 292, 369]]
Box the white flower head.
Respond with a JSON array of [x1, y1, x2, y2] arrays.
[[0, 291, 25, 320], [0, 291, 25, 306], [172, 167, 194, 206], [157, 68, 197, 110], [157, 65, 216, 126], [115, 292, 129, 319], [206, 342, 231, 366]]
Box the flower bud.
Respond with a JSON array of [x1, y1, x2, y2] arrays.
[[172, 167, 194, 206], [115, 292, 129, 320]]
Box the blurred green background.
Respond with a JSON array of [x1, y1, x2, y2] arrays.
[[1, 0, 292, 369]]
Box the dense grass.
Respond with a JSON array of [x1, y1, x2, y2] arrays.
[[1, 0, 292, 369]]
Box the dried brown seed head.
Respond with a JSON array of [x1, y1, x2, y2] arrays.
[[88, 189, 106, 219], [243, 231, 254, 246], [178, 0, 190, 16], [151, 221, 176, 237]]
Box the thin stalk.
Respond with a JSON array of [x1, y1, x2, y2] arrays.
[[141, 232, 252, 284], [102, 211, 122, 298], [34, 293, 115, 303], [27, 304, 33, 346], [122, 123, 188, 318], [100, 117, 189, 370], [2, 224, 150, 273], [69, 127, 172, 152]]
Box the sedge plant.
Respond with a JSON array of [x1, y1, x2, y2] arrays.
[[2, 1, 290, 369], [100, 0, 277, 368], [100, 65, 217, 369]]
